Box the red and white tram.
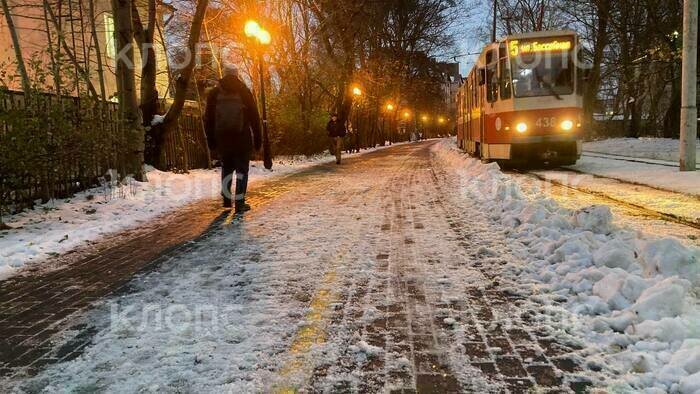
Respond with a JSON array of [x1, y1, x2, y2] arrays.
[[456, 30, 584, 166]]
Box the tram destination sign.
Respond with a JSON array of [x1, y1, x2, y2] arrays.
[[509, 38, 573, 57]]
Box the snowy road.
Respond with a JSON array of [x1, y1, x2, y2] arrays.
[[9, 139, 700, 393], [12, 141, 595, 393]]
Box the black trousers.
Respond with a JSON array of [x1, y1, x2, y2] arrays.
[[221, 156, 250, 203]]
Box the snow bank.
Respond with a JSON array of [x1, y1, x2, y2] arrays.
[[432, 138, 700, 392], [0, 147, 392, 281]]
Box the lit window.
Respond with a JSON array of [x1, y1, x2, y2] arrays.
[[104, 14, 115, 58]]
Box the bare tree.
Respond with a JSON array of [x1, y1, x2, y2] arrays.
[[112, 0, 146, 180], [1, 0, 31, 92]]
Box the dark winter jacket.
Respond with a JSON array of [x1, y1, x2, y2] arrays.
[[326, 118, 347, 138], [204, 75, 262, 158]]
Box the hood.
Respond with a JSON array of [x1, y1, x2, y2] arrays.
[[219, 75, 243, 93]]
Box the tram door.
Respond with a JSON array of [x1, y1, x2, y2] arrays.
[[479, 67, 486, 158]]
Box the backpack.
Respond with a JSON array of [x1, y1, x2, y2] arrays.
[[215, 89, 246, 138]]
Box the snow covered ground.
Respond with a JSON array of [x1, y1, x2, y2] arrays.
[[583, 137, 700, 163], [509, 171, 700, 245], [9, 139, 700, 393], [568, 138, 700, 195], [527, 169, 700, 226], [0, 147, 390, 281]]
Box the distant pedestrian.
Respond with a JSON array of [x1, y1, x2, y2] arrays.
[[326, 113, 346, 164], [204, 65, 262, 212], [344, 121, 353, 154]]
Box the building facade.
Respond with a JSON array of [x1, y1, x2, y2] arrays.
[[0, 0, 170, 99]]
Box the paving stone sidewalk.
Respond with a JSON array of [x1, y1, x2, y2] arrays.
[[0, 162, 336, 380]]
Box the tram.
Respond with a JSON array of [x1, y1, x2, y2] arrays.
[[456, 30, 584, 166]]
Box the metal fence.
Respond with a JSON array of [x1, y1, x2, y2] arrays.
[[160, 101, 210, 172], [0, 90, 209, 213]]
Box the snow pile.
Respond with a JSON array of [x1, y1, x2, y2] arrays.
[[150, 114, 165, 127], [0, 147, 392, 281], [432, 139, 700, 392]]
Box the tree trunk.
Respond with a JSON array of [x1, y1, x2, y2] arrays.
[[112, 0, 146, 181], [1, 0, 31, 92], [133, 0, 158, 125], [161, 0, 209, 127], [88, 0, 107, 101], [584, 0, 609, 131], [147, 0, 208, 168], [131, 0, 161, 165]]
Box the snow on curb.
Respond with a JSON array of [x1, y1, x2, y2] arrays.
[[0, 146, 396, 281], [432, 138, 700, 393]]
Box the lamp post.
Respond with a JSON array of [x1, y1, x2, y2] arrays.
[[382, 103, 394, 146], [245, 20, 273, 170], [402, 110, 411, 141], [351, 85, 362, 151]]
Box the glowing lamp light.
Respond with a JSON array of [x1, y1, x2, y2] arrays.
[[386, 103, 395, 111], [244, 20, 261, 38], [403, 111, 410, 119], [561, 119, 574, 131], [257, 29, 271, 45], [421, 115, 428, 122], [516, 122, 528, 133], [352, 86, 362, 96], [438, 117, 445, 124]]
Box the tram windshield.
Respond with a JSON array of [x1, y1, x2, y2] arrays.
[[509, 37, 575, 98]]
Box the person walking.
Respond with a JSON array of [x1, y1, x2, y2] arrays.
[[326, 113, 346, 164], [204, 65, 262, 212]]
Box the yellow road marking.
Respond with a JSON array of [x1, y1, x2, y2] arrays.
[[223, 209, 238, 226], [274, 268, 340, 392]]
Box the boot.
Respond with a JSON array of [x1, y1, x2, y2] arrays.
[[223, 197, 232, 209], [235, 201, 251, 213]]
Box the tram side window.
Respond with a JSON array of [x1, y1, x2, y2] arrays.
[[486, 66, 498, 103], [486, 50, 498, 103], [499, 57, 512, 100]]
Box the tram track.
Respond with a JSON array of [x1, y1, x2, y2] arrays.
[[505, 168, 700, 232], [581, 151, 700, 170]]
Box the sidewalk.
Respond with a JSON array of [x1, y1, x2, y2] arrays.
[[0, 163, 334, 380]]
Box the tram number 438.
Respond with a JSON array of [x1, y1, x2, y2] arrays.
[[535, 117, 556, 128]]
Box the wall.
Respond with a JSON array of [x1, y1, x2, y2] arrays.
[[0, 0, 170, 100]]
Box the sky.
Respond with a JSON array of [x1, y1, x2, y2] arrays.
[[441, 0, 492, 77]]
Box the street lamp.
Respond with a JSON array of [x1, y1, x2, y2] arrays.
[[382, 103, 395, 146], [352, 86, 362, 96], [244, 20, 273, 170], [244, 20, 261, 37]]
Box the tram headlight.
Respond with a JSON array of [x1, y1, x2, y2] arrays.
[[516, 122, 528, 133], [561, 119, 574, 131]]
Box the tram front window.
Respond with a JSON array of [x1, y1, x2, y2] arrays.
[[511, 52, 574, 98]]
